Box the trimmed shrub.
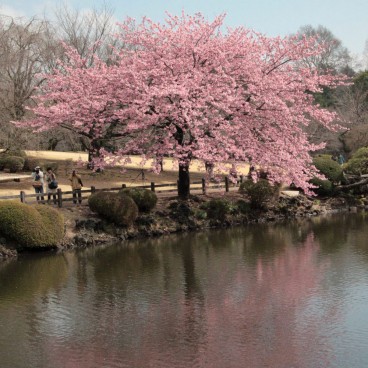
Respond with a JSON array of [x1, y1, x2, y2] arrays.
[[33, 205, 64, 245], [239, 179, 275, 209], [344, 147, 368, 175], [88, 191, 138, 226], [168, 201, 194, 224], [310, 177, 334, 196], [119, 188, 157, 212], [238, 179, 254, 195], [0, 156, 6, 170], [0, 149, 26, 171], [313, 154, 343, 183], [310, 154, 345, 196], [1, 155, 25, 172], [5, 149, 26, 158], [203, 199, 230, 221], [89, 191, 115, 218], [0, 201, 64, 248]]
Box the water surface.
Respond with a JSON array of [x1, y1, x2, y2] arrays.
[[1, 213, 368, 368]]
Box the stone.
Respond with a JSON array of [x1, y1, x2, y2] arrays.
[[0, 244, 17, 259], [75, 218, 104, 231]]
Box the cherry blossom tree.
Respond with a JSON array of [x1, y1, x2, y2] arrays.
[[17, 46, 130, 164], [19, 13, 346, 198]]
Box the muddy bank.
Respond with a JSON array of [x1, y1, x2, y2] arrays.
[[0, 193, 354, 258], [58, 193, 351, 250], [0, 244, 17, 259]]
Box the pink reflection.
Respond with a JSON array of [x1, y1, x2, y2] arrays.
[[43, 231, 341, 368]]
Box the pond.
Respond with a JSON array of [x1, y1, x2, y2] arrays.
[[1, 213, 368, 368]]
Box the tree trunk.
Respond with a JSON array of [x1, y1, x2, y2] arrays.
[[178, 164, 190, 199], [336, 178, 368, 191]]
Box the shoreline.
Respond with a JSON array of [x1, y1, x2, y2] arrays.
[[56, 193, 351, 250], [0, 193, 352, 260]]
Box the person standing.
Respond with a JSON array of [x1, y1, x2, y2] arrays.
[[69, 170, 83, 204], [46, 167, 58, 204], [32, 166, 44, 202]]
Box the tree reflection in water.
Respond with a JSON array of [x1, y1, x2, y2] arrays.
[[1, 214, 368, 367]]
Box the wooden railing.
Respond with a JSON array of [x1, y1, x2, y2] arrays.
[[0, 176, 245, 207]]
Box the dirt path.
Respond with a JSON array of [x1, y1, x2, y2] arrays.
[[25, 150, 250, 174], [0, 151, 250, 197]]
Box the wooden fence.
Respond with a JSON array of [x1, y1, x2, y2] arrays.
[[0, 176, 245, 207]]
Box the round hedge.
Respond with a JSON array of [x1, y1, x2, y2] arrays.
[[119, 188, 157, 212], [309, 177, 334, 196], [88, 191, 138, 226], [0, 156, 6, 170], [204, 199, 230, 221], [313, 154, 343, 183], [4, 149, 26, 158], [0, 155, 25, 172], [239, 179, 275, 209], [33, 205, 65, 245], [239, 180, 254, 195], [344, 147, 368, 175], [0, 201, 64, 248]]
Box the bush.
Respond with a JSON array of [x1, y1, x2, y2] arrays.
[[119, 188, 157, 212], [0, 156, 6, 170], [88, 191, 138, 226], [239, 179, 275, 209], [310, 177, 334, 196], [309, 155, 344, 196], [33, 205, 64, 245], [0, 155, 25, 172], [344, 147, 368, 175], [238, 179, 254, 195], [313, 154, 343, 183], [1, 149, 26, 158], [168, 201, 194, 224], [0, 201, 64, 248], [203, 199, 230, 221]]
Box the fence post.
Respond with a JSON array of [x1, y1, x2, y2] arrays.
[[202, 178, 206, 194], [121, 184, 126, 189], [57, 188, 63, 208], [150, 182, 155, 192], [91, 186, 96, 193], [20, 191, 25, 203], [225, 176, 229, 192]]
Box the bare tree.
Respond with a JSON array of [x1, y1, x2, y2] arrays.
[[335, 71, 368, 152], [0, 15, 59, 150], [53, 2, 118, 65], [295, 25, 352, 73]]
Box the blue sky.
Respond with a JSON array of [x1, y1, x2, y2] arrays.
[[1, 0, 367, 57]]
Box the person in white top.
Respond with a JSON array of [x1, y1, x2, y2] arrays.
[[31, 166, 44, 202]]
